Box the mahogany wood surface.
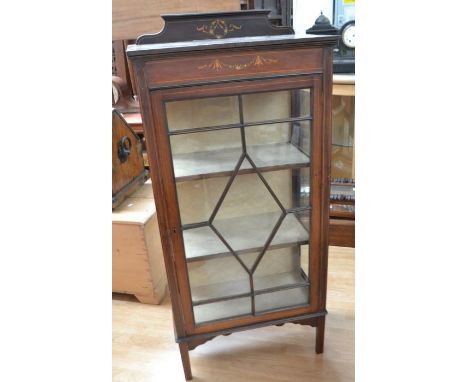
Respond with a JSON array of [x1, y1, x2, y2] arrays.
[[127, 11, 339, 380], [329, 218, 355, 248], [137, 47, 323, 90], [135, 10, 293, 45]]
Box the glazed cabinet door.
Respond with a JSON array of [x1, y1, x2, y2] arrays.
[[151, 75, 325, 333]]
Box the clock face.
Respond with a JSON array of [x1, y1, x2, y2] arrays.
[[342, 23, 355, 49]]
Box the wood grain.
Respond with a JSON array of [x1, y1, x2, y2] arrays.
[[127, 21, 339, 376], [329, 219, 355, 248], [112, 110, 148, 208], [112, 188, 168, 304], [141, 48, 323, 89], [112, 246, 354, 381], [112, 0, 240, 40]]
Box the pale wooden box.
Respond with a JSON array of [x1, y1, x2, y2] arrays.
[[112, 181, 167, 304]]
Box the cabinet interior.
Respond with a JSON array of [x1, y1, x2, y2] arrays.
[[166, 88, 314, 324]]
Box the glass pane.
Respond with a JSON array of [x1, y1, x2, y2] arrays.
[[243, 90, 290, 122], [270, 212, 309, 252], [188, 255, 250, 303], [165, 87, 315, 325], [170, 129, 242, 180], [245, 119, 310, 211], [245, 122, 310, 170], [177, 177, 231, 226], [256, 286, 309, 314], [300, 244, 309, 278], [253, 246, 309, 291], [245, 121, 290, 145], [183, 225, 229, 260], [290, 120, 311, 157], [331, 95, 354, 180], [166, 95, 239, 131], [242, 89, 310, 123], [212, 167, 283, 254], [256, 167, 310, 212], [193, 297, 251, 324], [295, 88, 311, 117]]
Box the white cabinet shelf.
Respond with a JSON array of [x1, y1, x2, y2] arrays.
[[173, 142, 309, 181], [183, 212, 309, 261]]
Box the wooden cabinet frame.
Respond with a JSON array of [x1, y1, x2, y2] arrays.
[[127, 10, 338, 380]]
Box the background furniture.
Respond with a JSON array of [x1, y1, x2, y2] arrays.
[[112, 109, 148, 208], [242, 0, 293, 26], [112, 180, 167, 304], [329, 74, 354, 247], [127, 10, 338, 379]]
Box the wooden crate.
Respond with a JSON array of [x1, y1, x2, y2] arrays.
[[112, 181, 167, 304]]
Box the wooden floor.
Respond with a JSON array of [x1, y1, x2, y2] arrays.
[[112, 246, 354, 382]]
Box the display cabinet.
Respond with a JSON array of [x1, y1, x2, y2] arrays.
[[329, 74, 355, 247], [127, 10, 338, 380]]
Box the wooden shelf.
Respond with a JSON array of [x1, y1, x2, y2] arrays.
[[183, 212, 309, 261], [173, 142, 309, 181], [192, 269, 308, 304]]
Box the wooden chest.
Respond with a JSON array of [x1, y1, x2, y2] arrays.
[[112, 181, 167, 304]]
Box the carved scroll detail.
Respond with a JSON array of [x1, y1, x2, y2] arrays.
[[197, 55, 279, 72], [196, 19, 242, 39]]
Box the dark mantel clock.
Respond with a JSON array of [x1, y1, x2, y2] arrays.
[[306, 12, 355, 74]]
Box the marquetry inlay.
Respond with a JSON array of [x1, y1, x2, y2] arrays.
[[196, 19, 242, 39], [197, 55, 278, 71]]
